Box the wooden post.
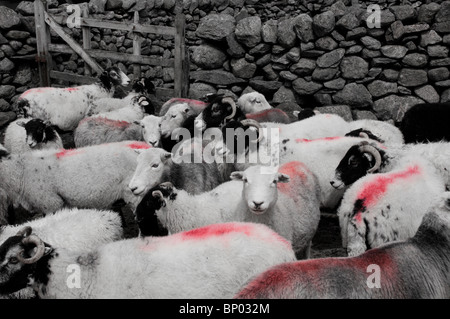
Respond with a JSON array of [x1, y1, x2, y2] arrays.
[[34, 0, 52, 87], [133, 11, 142, 81], [81, 3, 91, 76], [174, 13, 189, 98]]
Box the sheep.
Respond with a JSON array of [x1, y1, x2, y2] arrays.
[[236, 91, 272, 114], [0, 222, 296, 298], [90, 95, 154, 123], [400, 102, 450, 143], [0, 141, 150, 221], [159, 97, 208, 116], [73, 97, 157, 147], [128, 147, 224, 197], [140, 162, 321, 259], [159, 103, 197, 151], [338, 155, 446, 256], [17, 67, 130, 131], [0, 208, 123, 299], [293, 109, 319, 121], [87, 77, 155, 116], [3, 118, 63, 153], [235, 191, 450, 299], [348, 119, 404, 146], [139, 115, 162, 147]]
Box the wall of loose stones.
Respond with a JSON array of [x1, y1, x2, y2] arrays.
[[1, 0, 450, 130]]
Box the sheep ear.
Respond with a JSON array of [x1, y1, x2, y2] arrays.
[[160, 152, 172, 163], [292, 111, 300, 117], [230, 171, 244, 181], [277, 173, 290, 183], [184, 108, 190, 114], [44, 246, 53, 256], [16, 121, 26, 127]]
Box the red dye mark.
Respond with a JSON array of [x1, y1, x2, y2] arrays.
[[126, 142, 151, 149], [277, 161, 309, 197], [169, 98, 207, 107], [56, 148, 83, 159], [19, 87, 80, 100], [354, 165, 421, 222], [245, 109, 287, 120], [181, 223, 252, 240], [295, 136, 342, 143], [82, 117, 131, 129]]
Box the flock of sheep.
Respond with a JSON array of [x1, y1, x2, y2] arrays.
[[0, 66, 450, 299]]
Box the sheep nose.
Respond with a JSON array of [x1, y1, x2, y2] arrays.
[[129, 185, 138, 192], [330, 181, 335, 186], [148, 140, 157, 146], [253, 201, 264, 208]]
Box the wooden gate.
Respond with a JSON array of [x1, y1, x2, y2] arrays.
[[34, 0, 189, 98]]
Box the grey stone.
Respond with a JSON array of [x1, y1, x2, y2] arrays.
[[368, 68, 382, 78], [5, 30, 30, 40], [286, 47, 301, 63], [346, 45, 363, 55], [428, 45, 449, 58], [346, 27, 367, 41], [428, 67, 449, 82], [249, 43, 271, 56], [336, 13, 360, 30], [381, 45, 408, 59], [13, 65, 32, 86], [272, 86, 296, 105], [279, 71, 298, 81], [0, 99, 9, 112], [261, 19, 278, 43], [367, 80, 398, 98], [248, 79, 282, 94], [191, 44, 227, 69], [435, 80, 450, 88], [374, 95, 424, 122], [389, 20, 405, 41], [0, 6, 21, 29], [330, 1, 346, 19], [314, 93, 332, 106], [0, 33, 7, 45], [418, 2, 441, 24], [390, 5, 416, 22], [340, 56, 369, 80], [360, 36, 381, 50], [16, 1, 35, 15], [230, 58, 256, 79], [398, 86, 412, 95], [430, 58, 450, 67], [0, 85, 15, 99], [316, 48, 345, 68], [278, 18, 297, 48], [235, 16, 262, 48], [436, 1, 450, 22], [420, 30, 442, 47], [255, 54, 271, 67], [292, 78, 322, 96], [312, 68, 339, 82], [189, 83, 217, 101], [89, 0, 107, 13], [226, 33, 246, 58], [380, 9, 396, 27], [403, 23, 430, 34], [402, 53, 428, 67], [317, 105, 352, 121], [361, 48, 381, 59], [398, 69, 428, 87], [315, 36, 338, 51], [190, 70, 246, 86], [444, 34, 450, 45], [442, 88, 450, 103], [312, 11, 335, 37], [0, 58, 14, 73], [106, 0, 123, 10], [292, 14, 314, 43], [324, 78, 346, 90], [196, 14, 235, 41], [261, 64, 278, 81], [290, 58, 316, 76], [414, 85, 440, 104], [121, 0, 136, 10], [333, 83, 372, 108], [302, 50, 325, 58], [331, 30, 345, 42], [353, 110, 378, 121], [0, 111, 16, 128]]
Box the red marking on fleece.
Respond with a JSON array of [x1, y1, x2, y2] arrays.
[[354, 165, 421, 222], [277, 161, 309, 197], [295, 136, 342, 143], [19, 87, 80, 99], [81, 117, 131, 128], [245, 109, 288, 121], [126, 142, 152, 149], [56, 148, 83, 159]]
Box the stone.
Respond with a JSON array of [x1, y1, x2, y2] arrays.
[[261, 19, 278, 43], [333, 83, 373, 108], [314, 93, 332, 106], [340, 56, 369, 80], [367, 80, 398, 98], [106, 0, 123, 10], [317, 105, 352, 121], [279, 71, 298, 81], [389, 20, 405, 41], [360, 36, 381, 50], [191, 44, 227, 69], [248, 79, 282, 94], [361, 49, 381, 59], [0, 7, 21, 29], [403, 23, 430, 34], [0, 58, 14, 73], [398, 86, 412, 95], [301, 50, 325, 58], [435, 80, 450, 88], [0, 111, 16, 127], [428, 45, 449, 58], [331, 30, 345, 42], [380, 10, 396, 27], [324, 78, 346, 90], [230, 58, 256, 79], [430, 58, 450, 67], [292, 14, 314, 43], [189, 83, 217, 100], [346, 27, 367, 40], [0, 99, 10, 112], [278, 18, 297, 48], [390, 5, 416, 22], [381, 69, 399, 82], [398, 69, 428, 87], [353, 110, 378, 121], [316, 48, 345, 68], [249, 43, 271, 56], [336, 13, 359, 30], [272, 86, 296, 105], [346, 45, 363, 55], [312, 68, 339, 82], [5, 30, 30, 40], [286, 47, 300, 63], [292, 78, 322, 96], [444, 34, 450, 45], [89, 0, 108, 13], [121, 0, 136, 10], [315, 36, 338, 51], [402, 53, 428, 67], [289, 58, 316, 76], [420, 30, 442, 47], [414, 85, 440, 103], [442, 88, 450, 103], [226, 33, 246, 58], [235, 16, 262, 48], [255, 54, 271, 67], [312, 11, 335, 37], [373, 95, 424, 122], [418, 2, 441, 24], [13, 65, 32, 85], [380, 45, 408, 59], [16, 1, 35, 15], [196, 14, 235, 41], [190, 70, 246, 86], [428, 67, 450, 82], [436, 1, 450, 22], [330, 1, 346, 19], [261, 64, 278, 81], [0, 85, 15, 99]]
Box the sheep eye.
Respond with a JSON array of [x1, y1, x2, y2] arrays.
[[348, 156, 359, 167], [151, 164, 159, 168], [242, 178, 248, 183], [272, 180, 277, 184], [171, 115, 176, 119], [9, 257, 19, 264]]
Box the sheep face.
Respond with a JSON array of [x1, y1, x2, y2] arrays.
[[237, 92, 271, 114], [107, 67, 130, 87], [128, 148, 172, 196], [17, 119, 52, 148], [139, 115, 162, 147], [231, 166, 289, 215], [160, 104, 192, 138], [194, 95, 242, 131]]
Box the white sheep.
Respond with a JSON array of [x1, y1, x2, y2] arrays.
[[237, 91, 272, 114], [17, 67, 130, 131], [0, 222, 296, 298], [158, 97, 208, 116], [144, 162, 321, 259], [348, 119, 404, 146], [337, 155, 445, 257], [0, 141, 150, 220], [90, 95, 153, 123], [236, 191, 450, 299], [3, 118, 63, 153], [139, 115, 162, 147]]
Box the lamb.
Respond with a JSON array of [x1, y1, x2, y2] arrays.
[[0, 222, 296, 298], [140, 162, 321, 259], [337, 155, 446, 256], [236, 91, 272, 114], [3, 118, 63, 153], [17, 66, 130, 131], [0, 141, 150, 221], [235, 191, 450, 299]]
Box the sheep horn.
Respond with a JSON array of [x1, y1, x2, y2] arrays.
[[152, 190, 167, 207], [240, 119, 263, 143], [222, 97, 237, 121], [17, 234, 46, 265], [359, 131, 369, 139], [16, 226, 32, 237], [159, 182, 173, 191], [358, 142, 382, 173]]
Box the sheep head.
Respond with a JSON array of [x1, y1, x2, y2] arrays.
[[237, 92, 272, 115], [160, 103, 194, 138], [194, 95, 242, 132], [138, 115, 162, 147]]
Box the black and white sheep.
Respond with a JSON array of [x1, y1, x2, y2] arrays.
[[139, 162, 321, 259], [89, 95, 153, 123], [17, 67, 130, 131], [0, 222, 296, 298], [235, 191, 450, 299], [3, 119, 63, 153]]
